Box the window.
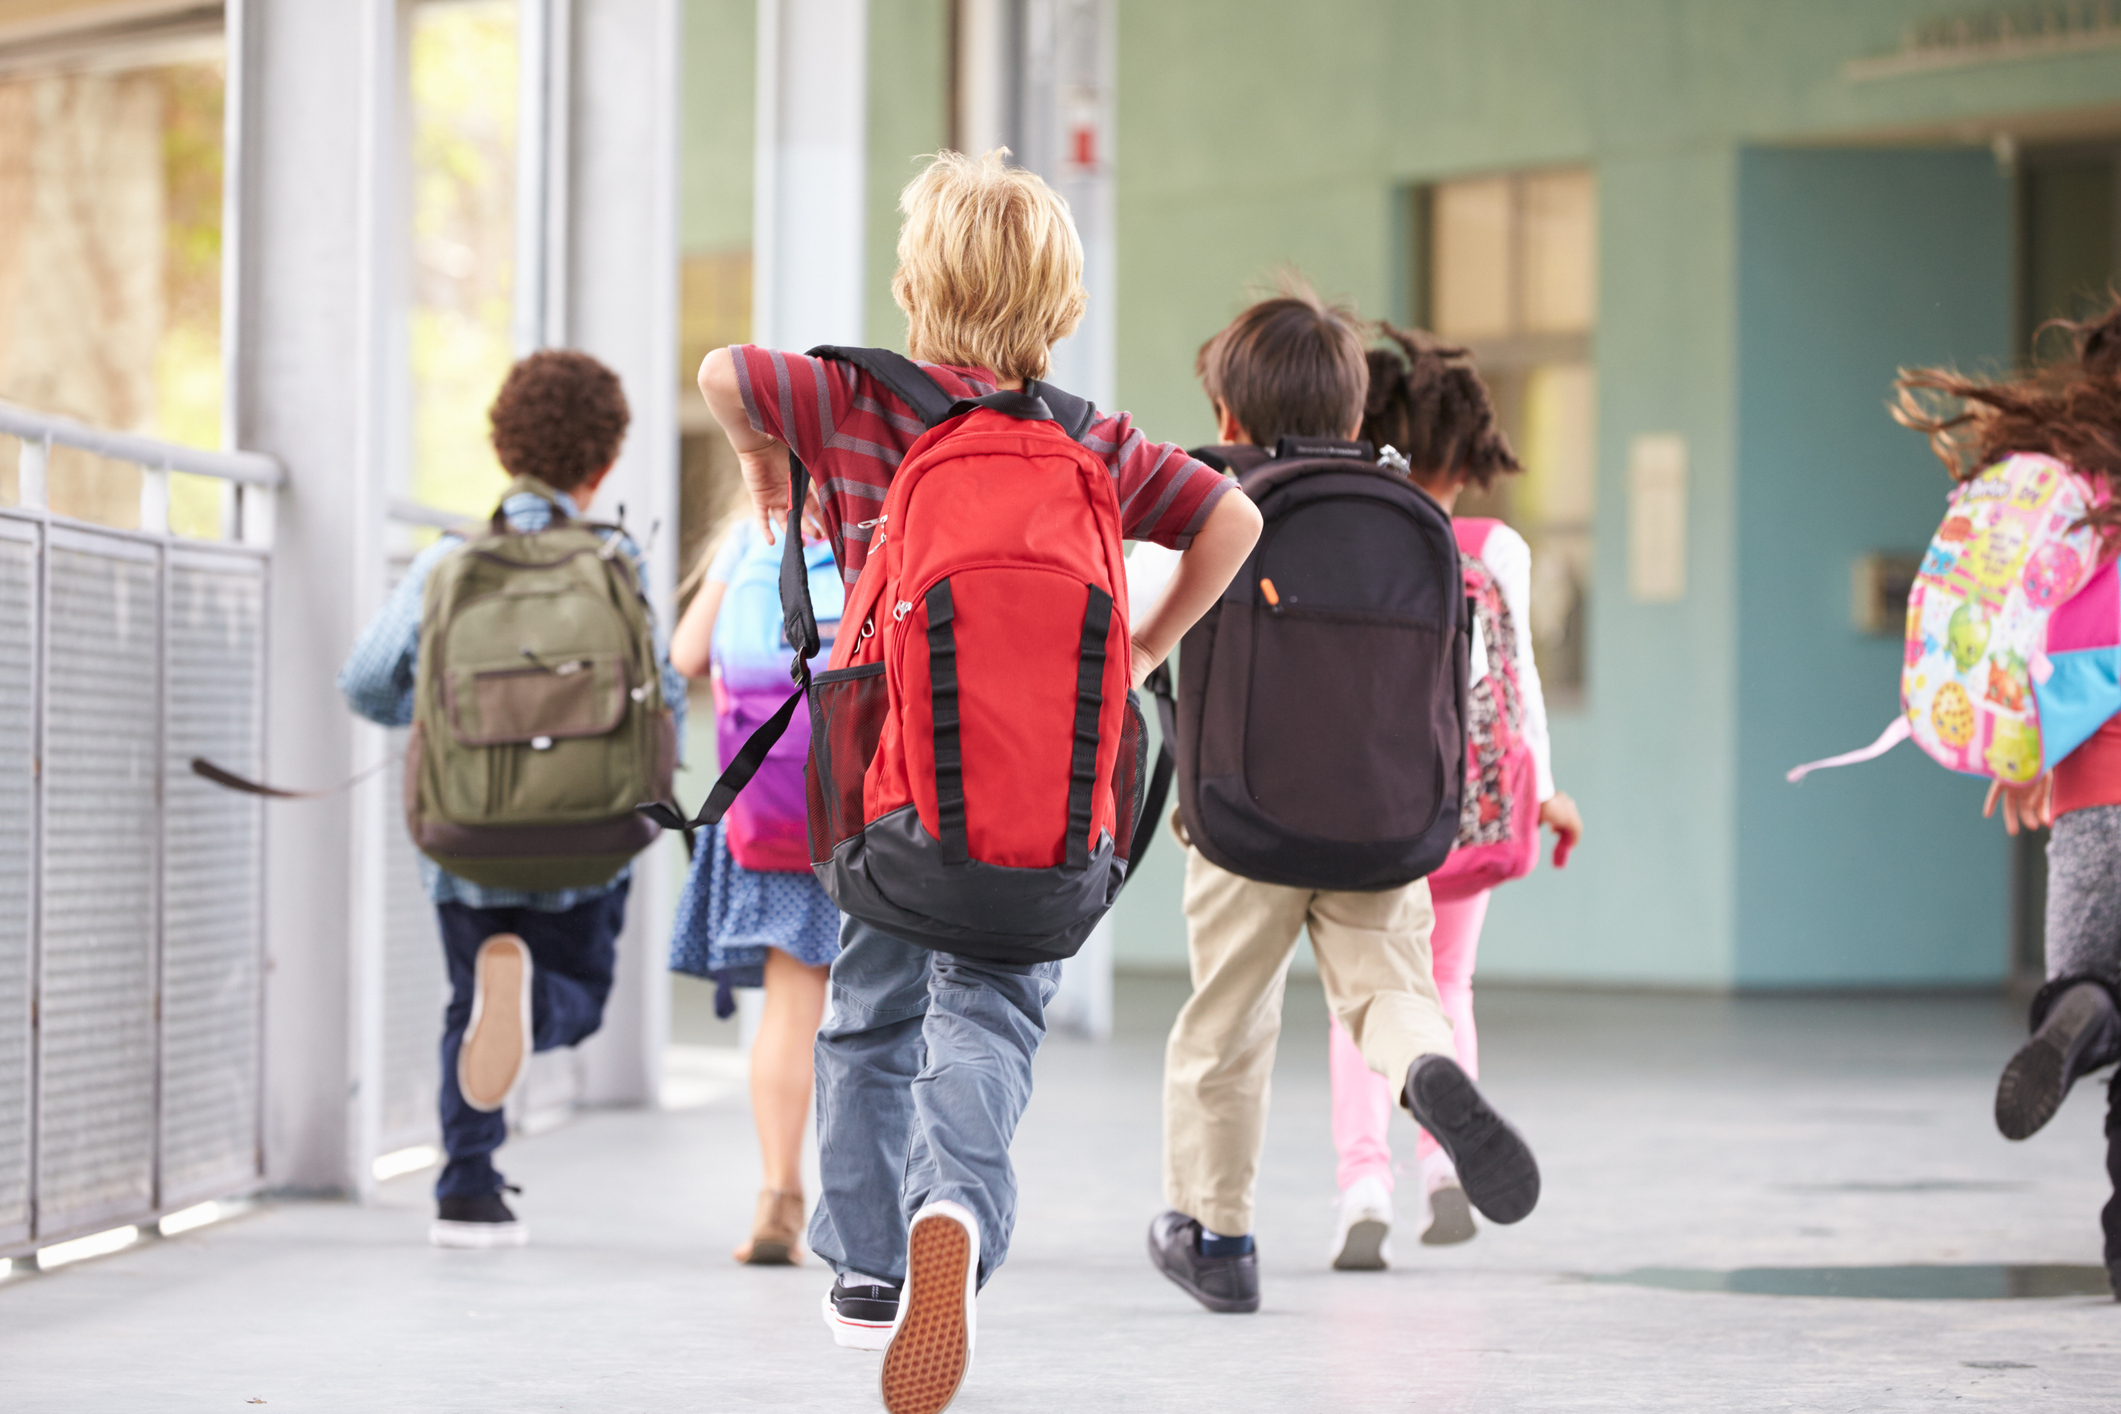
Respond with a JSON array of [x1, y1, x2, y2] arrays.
[[676, 0, 756, 591], [408, 0, 520, 517], [0, 14, 225, 535], [1413, 167, 1596, 705]]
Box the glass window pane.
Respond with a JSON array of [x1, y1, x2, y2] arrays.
[[1522, 168, 1595, 334], [1517, 362, 1595, 700], [0, 44, 225, 529], [409, 0, 519, 517], [1431, 177, 1513, 340]]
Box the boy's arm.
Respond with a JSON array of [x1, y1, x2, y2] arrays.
[[698, 347, 818, 545], [338, 539, 453, 726], [1127, 491, 1261, 688]]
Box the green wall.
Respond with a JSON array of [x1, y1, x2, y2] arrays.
[[681, 0, 754, 253], [1097, 0, 2121, 985]]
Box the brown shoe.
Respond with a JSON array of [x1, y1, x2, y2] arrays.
[[458, 935, 532, 1113], [733, 1188, 804, 1265]]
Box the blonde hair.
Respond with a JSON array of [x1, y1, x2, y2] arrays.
[[891, 150, 1085, 382]]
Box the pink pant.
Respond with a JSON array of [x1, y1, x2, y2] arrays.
[[1328, 887, 1488, 1192]]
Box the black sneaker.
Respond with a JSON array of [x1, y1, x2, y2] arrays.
[[822, 1274, 900, 1351], [430, 1189, 526, 1249], [1402, 1056, 1540, 1225], [1996, 981, 2121, 1141], [1147, 1211, 1259, 1313]]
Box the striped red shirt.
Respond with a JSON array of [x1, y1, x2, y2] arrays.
[[731, 345, 1233, 586]]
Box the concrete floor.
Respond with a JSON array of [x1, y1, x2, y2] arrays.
[[5, 977, 2118, 1412]]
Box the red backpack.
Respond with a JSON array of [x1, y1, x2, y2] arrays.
[[648, 347, 1163, 964]]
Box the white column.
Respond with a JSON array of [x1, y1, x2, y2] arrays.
[[1019, 0, 1114, 407], [754, 0, 869, 351], [231, 0, 403, 1195], [564, 0, 684, 1107]]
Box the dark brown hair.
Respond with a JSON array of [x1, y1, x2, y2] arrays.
[[1196, 282, 1368, 447], [488, 349, 631, 492], [1359, 324, 1520, 489], [1895, 295, 2121, 538]]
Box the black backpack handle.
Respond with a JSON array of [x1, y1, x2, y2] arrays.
[[638, 455, 818, 840]]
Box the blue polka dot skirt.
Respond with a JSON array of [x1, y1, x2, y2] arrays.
[[670, 821, 843, 1014]]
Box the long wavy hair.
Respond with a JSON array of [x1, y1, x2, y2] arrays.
[[1894, 295, 2121, 539]]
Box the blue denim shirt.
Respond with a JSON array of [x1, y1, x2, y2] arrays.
[[338, 489, 687, 911]]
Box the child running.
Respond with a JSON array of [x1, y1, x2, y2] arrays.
[[695, 150, 1260, 1411], [668, 515, 845, 1265], [1149, 290, 1541, 1317], [1895, 298, 2121, 1296], [339, 350, 685, 1248], [1324, 327, 1584, 1269]]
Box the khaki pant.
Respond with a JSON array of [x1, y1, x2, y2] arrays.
[[1163, 845, 1458, 1237]]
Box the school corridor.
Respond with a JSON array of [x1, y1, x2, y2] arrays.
[[1, 979, 2109, 1413]]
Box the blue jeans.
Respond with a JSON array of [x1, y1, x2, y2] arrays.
[[432, 883, 627, 1199], [808, 918, 1062, 1288]]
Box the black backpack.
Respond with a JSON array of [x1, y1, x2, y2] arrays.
[[1163, 438, 1469, 891]]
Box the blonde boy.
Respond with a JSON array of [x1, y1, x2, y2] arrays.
[[698, 151, 1259, 1410]]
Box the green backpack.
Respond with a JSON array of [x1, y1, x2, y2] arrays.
[[405, 476, 675, 890]]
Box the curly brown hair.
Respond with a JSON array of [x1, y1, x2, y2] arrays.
[[488, 349, 630, 492], [1894, 295, 2121, 539], [1359, 323, 1520, 489]]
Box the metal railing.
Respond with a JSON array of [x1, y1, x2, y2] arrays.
[[0, 402, 283, 1259]]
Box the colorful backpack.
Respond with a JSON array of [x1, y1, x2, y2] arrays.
[[647, 346, 1164, 965], [711, 526, 843, 871], [1428, 519, 1540, 901], [1788, 453, 2121, 786]]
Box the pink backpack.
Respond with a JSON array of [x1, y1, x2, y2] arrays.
[[1429, 519, 1540, 902], [1789, 453, 2121, 786]]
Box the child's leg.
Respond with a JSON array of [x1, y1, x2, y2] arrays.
[[515, 882, 627, 1052], [1413, 889, 1491, 1171], [897, 950, 1063, 1287], [2106, 1069, 2121, 1288], [753, 947, 830, 1192], [434, 902, 516, 1199], [808, 919, 933, 1284], [1308, 880, 1457, 1092], [1163, 847, 1310, 1239], [1327, 1014, 1395, 1193]]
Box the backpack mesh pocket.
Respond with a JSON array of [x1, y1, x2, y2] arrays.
[[1111, 690, 1148, 864], [806, 662, 888, 864]]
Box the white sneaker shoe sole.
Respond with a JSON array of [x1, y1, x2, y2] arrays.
[[1332, 1215, 1391, 1270], [822, 1289, 894, 1351], [429, 1218, 528, 1249], [459, 936, 532, 1113], [881, 1200, 977, 1414]]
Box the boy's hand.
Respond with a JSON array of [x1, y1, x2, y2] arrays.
[[1984, 775, 2052, 836], [1129, 638, 1161, 691], [739, 441, 790, 543], [1539, 791, 1583, 868]]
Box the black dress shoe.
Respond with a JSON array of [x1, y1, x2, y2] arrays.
[[1147, 1211, 1259, 1313], [1403, 1055, 1540, 1225], [1997, 980, 2121, 1141]]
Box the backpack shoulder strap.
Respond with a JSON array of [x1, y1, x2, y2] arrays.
[[808, 345, 956, 428], [1024, 377, 1097, 443]]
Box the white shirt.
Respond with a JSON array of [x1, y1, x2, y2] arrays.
[[1467, 523, 1556, 803]]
